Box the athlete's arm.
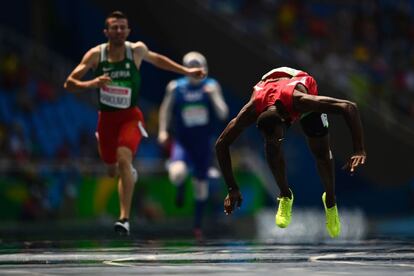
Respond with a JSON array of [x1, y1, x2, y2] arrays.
[[205, 81, 229, 121], [292, 90, 366, 173], [64, 47, 111, 92], [158, 80, 177, 145], [133, 42, 206, 79], [215, 98, 257, 214]]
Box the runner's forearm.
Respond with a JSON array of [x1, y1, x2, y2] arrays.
[[152, 54, 187, 75], [343, 102, 365, 153], [215, 138, 239, 191], [64, 77, 95, 92]]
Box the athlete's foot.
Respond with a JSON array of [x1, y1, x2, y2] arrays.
[[114, 218, 130, 236], [275, 189, 294, 228], [322, 192, 341, 238]]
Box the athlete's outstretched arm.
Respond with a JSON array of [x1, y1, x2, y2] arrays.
[[134, 42, 206, 79], [64, 47, 111, 92], [215, 99, 257, 214], [293, 90, 366, 173]]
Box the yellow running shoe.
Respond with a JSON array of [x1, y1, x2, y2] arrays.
[[275, 189, 294, 228], [322, 192, 341, 238]]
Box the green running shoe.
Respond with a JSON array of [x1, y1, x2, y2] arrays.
[[275, 189, 294, 228], [322, 192, 341, 238]]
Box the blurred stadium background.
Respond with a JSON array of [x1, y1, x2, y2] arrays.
[[0, 0, 414, 241]]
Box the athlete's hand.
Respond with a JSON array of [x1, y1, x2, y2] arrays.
[[186, 67, 206, 79], [92, 74, 112, 88], [224, 188, 243, 215], [342, 151, 366, 175], [157, 131, 169, 147]]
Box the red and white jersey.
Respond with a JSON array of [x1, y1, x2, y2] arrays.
[[260, 67, 306, 80], [253, 67, 318, 122]]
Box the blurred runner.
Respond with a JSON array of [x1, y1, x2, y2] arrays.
[[158, 52, 228, 240]]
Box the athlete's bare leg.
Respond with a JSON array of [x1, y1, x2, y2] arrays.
[[307, 135, 336, 208], [116, 146, 135, 219], [263, 126, 291, 198]]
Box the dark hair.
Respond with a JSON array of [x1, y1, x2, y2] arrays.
[[105, 11, 128, 28], [256, 108, 283, 136]]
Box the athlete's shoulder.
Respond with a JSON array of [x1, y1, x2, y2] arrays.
[[84, 45, 101, 57], [166, 79, 179, 93], [204, 77, 221, 91], [204, 77, 219, 86], [237, 97, 257, 122], [81, 45, 101, 66], [176, 77, 190, 88], [129, 41, 148, 52]]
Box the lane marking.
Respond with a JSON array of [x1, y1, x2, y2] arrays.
[[309, 252, 414, 268]]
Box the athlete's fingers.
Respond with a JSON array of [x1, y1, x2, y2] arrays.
[[350, 156, 364, 173], [351, 157, 358, 171], [356, 156, 363, 167], [225, 205, 234, 215], [354, 156, 364, 168], [100, 75, 112, 83], [224, 204, 230, 215], [350, 158, 359, 172], [224, 196, 230, 208], [347, 157, 357, 172], [101, 76, 112, 83], [95, 75, 112, 88], [224, 196, 233, 215]]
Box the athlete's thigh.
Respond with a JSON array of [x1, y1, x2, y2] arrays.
[[300, 112, 329, 138], [170, 141, 188, 163], [306, 134, 331, 159], [97, 119, 119, 164], [118, 120, 143, 155], [187, 142, 212, 180]]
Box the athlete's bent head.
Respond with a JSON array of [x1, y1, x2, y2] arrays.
[[256, 105, 285, 140]]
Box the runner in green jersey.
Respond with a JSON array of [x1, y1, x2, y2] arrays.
[[64, 11, 206, 235], [94, 42, 141, 112]]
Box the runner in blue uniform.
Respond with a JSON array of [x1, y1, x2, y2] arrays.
[[158, 52, 228, 239]]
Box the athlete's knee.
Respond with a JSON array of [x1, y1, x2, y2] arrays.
[[192, 179, 208, 201], [168, 161, 188, 185], [117, 147, 133, 171], [117, 156, 129, 170]]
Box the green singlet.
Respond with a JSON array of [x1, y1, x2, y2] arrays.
[[95, 41, 141, 111]]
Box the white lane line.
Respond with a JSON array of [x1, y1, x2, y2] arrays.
[[0, 269, 58, 276], [103, 257, 140, 267], [309, 252, 414, 268]]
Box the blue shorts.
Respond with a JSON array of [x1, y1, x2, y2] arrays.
[[170, 140, 212, 180]]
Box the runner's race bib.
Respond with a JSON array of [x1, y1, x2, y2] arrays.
[[181, 105, 209, 127], [100, 85, 131, 108]]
